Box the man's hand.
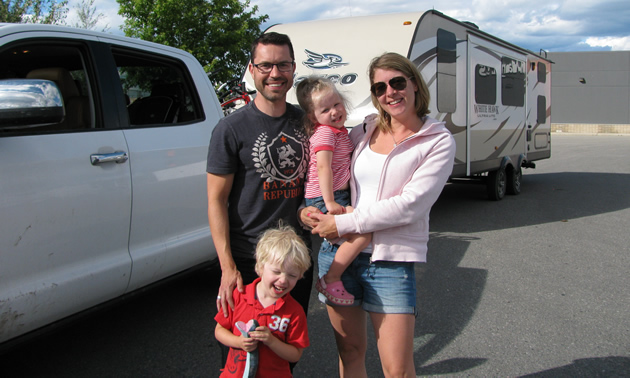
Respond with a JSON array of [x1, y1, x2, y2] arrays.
[[299, 205, 322, 229], [216, 266, 243, 317]]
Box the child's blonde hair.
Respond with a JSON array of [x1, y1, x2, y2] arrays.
[[295, 76, 350, 136], [255, 223, 311, 278]]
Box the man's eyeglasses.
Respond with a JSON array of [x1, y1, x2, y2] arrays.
[[370, 76, 411, 97], [252, 61, 295, 73]]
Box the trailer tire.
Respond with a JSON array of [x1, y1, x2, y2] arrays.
[[507, 166, 522, 195], [487, 167, 506, 201]]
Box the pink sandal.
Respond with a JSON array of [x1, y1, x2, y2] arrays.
[[315, 277, 354, 306]]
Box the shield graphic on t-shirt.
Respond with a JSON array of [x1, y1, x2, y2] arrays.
[[266, 132, 304, 181]]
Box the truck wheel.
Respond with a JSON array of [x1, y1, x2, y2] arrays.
[[507, 166, 522, 195], [487, 167, 506, 201]]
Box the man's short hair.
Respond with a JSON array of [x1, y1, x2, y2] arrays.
[[250, 32, 295, 62]]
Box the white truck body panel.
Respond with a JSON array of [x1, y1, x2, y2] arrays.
[[0, 23, 221, 344]]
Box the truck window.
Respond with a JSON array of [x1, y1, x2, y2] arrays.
[[501, 57, 525, 107], [436, 28, 457, 113], [0, 42, 95, 135], [112, 49, 203, 127], [475, 64, 497, 105]]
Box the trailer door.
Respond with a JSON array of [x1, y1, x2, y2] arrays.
[[525, 58, 552, 161]]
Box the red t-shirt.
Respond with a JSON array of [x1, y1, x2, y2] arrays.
[[215, 278, 309, 377]]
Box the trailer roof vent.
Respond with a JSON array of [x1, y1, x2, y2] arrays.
[[463, 21, 479, 29]]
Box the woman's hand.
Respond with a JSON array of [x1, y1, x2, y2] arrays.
[[310, 212, 339, 239]]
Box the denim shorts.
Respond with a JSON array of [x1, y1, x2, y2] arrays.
[[317, 240, 416, 314], [305, 190, 350, 214]]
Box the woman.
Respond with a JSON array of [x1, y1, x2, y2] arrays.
[[306, 52, 456, 377]]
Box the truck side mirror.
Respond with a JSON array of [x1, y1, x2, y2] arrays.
[[0, 79, 65, 130]]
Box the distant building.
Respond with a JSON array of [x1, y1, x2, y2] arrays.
[[548, 51, 630, 134]]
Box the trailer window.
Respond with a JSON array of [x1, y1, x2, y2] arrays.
[[537, 62, 546, 83], [475, 64, 496, 105], [436, 28, 456, 113], [501, 57, 525, 107], [537, 95, 546, 124]]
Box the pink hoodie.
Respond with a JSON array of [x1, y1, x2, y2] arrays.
[[335, 114, 456, 263]]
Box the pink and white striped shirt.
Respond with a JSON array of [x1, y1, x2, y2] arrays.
[[305, 124, 354, 199]]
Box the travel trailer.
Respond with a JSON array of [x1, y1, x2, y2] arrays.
[[243, 10, 552, 200]]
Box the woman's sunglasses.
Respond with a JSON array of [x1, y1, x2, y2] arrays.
[[370, 76, 410, 97]]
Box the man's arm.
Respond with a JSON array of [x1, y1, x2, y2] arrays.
[[207, 172, 242, 317]]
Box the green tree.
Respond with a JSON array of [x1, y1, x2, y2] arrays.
[[117, 0, 268, 84], [72, 0, 109, 32], [0, 0, 68, 24]]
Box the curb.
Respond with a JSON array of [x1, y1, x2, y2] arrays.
[[551, 123, 630, 135]]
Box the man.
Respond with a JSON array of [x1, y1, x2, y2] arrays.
[[207, 32, 315, 319]]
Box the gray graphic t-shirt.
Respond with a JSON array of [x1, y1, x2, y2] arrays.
[[207, 102, 309, 258]]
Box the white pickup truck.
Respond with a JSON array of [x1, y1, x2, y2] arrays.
[[0, 24, 222, 346]]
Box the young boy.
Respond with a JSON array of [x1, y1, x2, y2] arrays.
[[214, 224, 311, 377]]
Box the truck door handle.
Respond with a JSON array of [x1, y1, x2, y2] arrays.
[[90, 151, 129, 165]]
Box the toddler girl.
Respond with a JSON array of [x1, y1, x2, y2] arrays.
[[296, 76, 371, 306]]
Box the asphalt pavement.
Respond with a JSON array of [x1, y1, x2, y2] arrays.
[[2, 134, 629, 377]]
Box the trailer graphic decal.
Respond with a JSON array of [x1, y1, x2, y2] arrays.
[[302, 49, 349, 70]]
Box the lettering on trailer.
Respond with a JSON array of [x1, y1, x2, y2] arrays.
[[474, 104, 499, 118], [478, 66, 496, 77], [502, 59, 525, 75], [295, 49, 358, 87]]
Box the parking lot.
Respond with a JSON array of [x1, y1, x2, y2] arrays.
[[1, 134, 629, 377]]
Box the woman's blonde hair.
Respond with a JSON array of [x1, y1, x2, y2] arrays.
[[295, 76, 349, 136], [368, 52, 431, 131], [255, 223, 311, 278]]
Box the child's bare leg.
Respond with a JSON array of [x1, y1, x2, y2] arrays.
[[316, 232, 371, 305], [323, 233, 372, 284]]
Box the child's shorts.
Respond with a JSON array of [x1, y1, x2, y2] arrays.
[[318, 246, 416, 315], [305, 190, 350, 214]]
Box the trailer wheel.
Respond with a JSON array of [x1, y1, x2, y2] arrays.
[[487, 167, 506, 201], [507, 166, 522, 195]]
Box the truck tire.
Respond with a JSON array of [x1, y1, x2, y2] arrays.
[[507, 166, 522, 195], [487, 167, 506, 201]]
